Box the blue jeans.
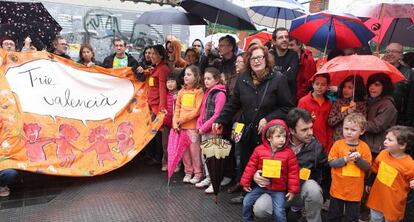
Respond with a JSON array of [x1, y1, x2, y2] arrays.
[[0, 169, 18, 187], [243, 186, 286, 222]]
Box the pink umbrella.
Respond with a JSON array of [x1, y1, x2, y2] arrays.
[[349, 2, 414, 19], [167, 130, 191, 179]]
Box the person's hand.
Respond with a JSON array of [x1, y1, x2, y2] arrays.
[[285, 192, 295, 202], [243, 186, 252, 192], [198, 129, 204, 135], [136, 66, 144, 73], [86, 62, 95, 67], [365, 185, 371, 193], [348, 100, 356, 113], [348, 151, 361, 162], [329, 86, 338, 93], [257, 118, 267, 134], [212, 123, 223, 134], [410, 180, 414, 189], [253, 170, 270, 187], [343, 155, 349, 163], [204, 41, 213, 56]]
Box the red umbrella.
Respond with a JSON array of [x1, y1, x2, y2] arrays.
[[243, 31, 272, 51], [316, 54, 406, 86]]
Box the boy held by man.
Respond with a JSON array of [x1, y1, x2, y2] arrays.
[[328, 113, 372, 222], [240, 119, 299, 222]]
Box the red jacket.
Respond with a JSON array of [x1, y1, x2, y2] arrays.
[[298, 92, 332, 153], [296, 49, 316, 101], [240, 119, 300, 194], [164, 90, 177, 128], [147, 61, 170, 114]]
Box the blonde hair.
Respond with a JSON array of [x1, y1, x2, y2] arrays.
[[344, 113, 366, 130], [266, 125, 286, 140]]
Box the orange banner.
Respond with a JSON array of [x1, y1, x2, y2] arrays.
[[0, 49, 164, 176]]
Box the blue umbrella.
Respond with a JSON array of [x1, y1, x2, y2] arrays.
[[246, 0, 308, 28], [135, 7, 207, 26]]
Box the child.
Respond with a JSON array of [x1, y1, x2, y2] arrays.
[[240, 119, 299, 222], [328, 113, 372, 222], [161, 73, 180, 171], [298, 73, 332, 152], [366, 126, 414, 222], [173, 65, 204, 184], [195, 67, 227, 193], [328, 75, 367, 142]]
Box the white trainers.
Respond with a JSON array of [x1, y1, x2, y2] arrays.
[[204, 184, 214, 194], [220, 177, 232, 186], [0, 186, 10, 197], [183, 174, 192, 183], [195, 177, 211, 188], [190, 176, 202, 184]]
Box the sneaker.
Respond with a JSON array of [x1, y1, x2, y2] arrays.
[[190, 176, 202, 184], [227, 183, 241, 194], [161, 165, 167, 172], [0, 186, 10, 197], [183, 174, 192, 183], [220, 177, 232, 186], [229, 195, 243, 204], [195, 177, 211, 188], [204, 184, 214, 194]]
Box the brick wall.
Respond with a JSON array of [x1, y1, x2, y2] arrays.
[[309, 0, 329, 13]]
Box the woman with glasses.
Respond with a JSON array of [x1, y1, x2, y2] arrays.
[[213, 44, 295, 204]]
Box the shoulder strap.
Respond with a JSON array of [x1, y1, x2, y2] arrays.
[[251, 80, 270, 124]]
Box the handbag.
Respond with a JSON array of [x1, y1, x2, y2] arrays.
[[231, 81, 270, 143]]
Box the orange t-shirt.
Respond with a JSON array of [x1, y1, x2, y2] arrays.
[[328, 139, 372, 201], [366, 150, 414, 221]]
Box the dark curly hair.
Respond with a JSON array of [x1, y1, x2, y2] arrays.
[[366, 73, 394, 97], [337, 75, 366, 101]]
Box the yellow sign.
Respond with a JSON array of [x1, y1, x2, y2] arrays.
[[234, 122, 245, 134], [300, 168, 311, 180], [341, 106, 350, 113], [342, 162, 361, 177], [182, 94, 195, 108], [148, 77, 155, 87], [262, 159, 281, 178], [377, 161, 398, 187]]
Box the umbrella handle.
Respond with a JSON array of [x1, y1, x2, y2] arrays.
[[322, 17, 333, 58]]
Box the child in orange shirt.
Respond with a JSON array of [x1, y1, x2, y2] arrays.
[[328, 113, 372, 222], [366, 126, 414, 222], [173, 65, 204, 184]]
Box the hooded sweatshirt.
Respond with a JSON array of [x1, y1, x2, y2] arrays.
[[240, 119, 300, 193], [196, 84, 227, 134]]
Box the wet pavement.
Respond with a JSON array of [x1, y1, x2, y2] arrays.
[[0, 157, 328, 222]]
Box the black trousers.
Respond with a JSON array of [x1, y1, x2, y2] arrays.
[[328, 197, 360, 222]]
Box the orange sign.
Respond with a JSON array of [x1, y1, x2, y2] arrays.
[[0, 49, 164, 176]]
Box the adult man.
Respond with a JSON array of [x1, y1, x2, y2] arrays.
[[252, 108, 327, 222], [383, 42, 414, 126], [103, 38, 144, 81], [270, 28, 299, 102], [289, 37, 317, 102], [201, 35, 238, 93], [1, 37, 16, 51], [51, 36, 71, 59]]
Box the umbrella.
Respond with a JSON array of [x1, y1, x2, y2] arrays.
[[167, 130, 191, 180], [180, 0, 257, 30], [316, 54, 406, 86], [200, 135, 231, 202], [289, 11, 375, 55], [246, 0, 307, 28], [204, 33, 239, 45], [0, 1, 62, 49], [364, 17, 414, 48], [347, 2, 414, 19], [135, 7, 207, 25], [243, 31, 272, 51]]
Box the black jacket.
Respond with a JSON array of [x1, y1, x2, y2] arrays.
[[392, 64, 414, 125], [102, 53, 145, 81], [270, 48, 299, 102], [295, 138, 328, 183], [216, 71, 295, 146]]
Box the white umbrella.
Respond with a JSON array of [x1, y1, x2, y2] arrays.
[[246, 0, 308, 28]]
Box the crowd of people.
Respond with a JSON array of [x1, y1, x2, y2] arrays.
[[1, 26, 414, 222]]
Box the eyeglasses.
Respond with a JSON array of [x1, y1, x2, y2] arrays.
[[384, 49, 402, 54], [250, 55, 265, 62]]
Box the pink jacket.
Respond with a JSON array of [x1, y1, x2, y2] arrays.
[[164, 90, 177, 128], [196, 84, 227, 134]]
